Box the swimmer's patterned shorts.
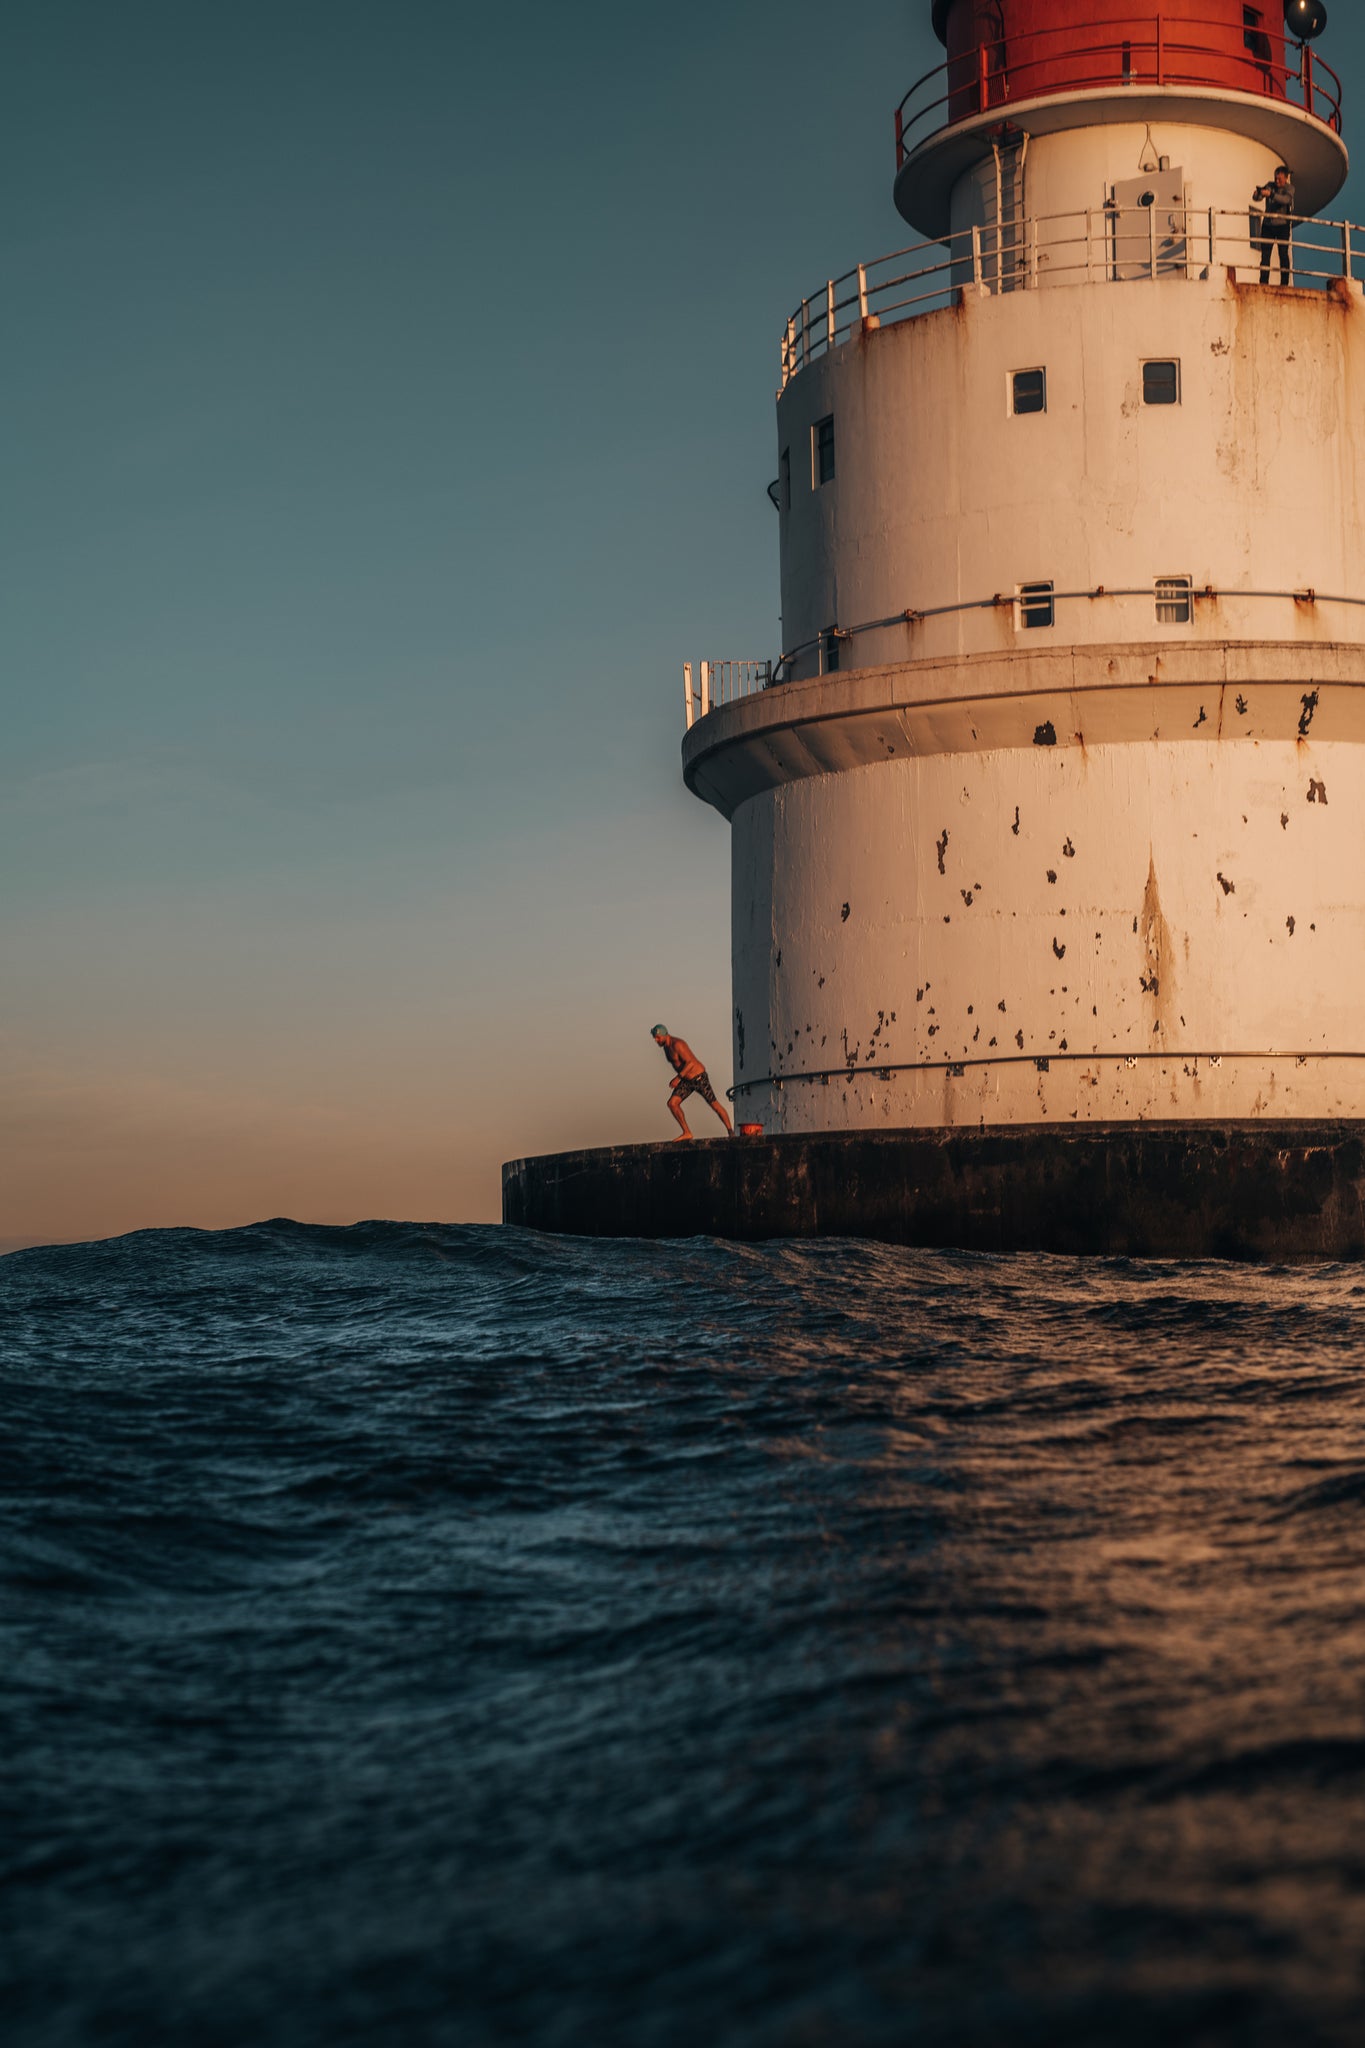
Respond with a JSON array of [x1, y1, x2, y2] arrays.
[[672, 1071, 717, 1105]]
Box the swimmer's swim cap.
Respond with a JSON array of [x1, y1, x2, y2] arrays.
[[651, 1024, 668, 1038]]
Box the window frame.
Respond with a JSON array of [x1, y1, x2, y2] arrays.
[[1016, 581, 1056, 631], [1155, 574, 1193, 624], [1243, 6, 1272, 65], [1142, 358, 1181, 406], [1011, 367, 1047, 415], [812, 414, 835, 487]]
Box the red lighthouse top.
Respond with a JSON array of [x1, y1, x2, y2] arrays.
[[918, 2, 1341, 137], [896, 0, 1346, 232]]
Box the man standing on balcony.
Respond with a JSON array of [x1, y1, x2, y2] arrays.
[[1253, 165, 1295, 284]]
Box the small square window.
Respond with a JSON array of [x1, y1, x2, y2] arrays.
[[813, 415, 835, 486], [1143, 359, 1180, 405], [1012, 368, 1046, 414], [1018, 581, 1054, 629], [1156, 574, 1192, 624]]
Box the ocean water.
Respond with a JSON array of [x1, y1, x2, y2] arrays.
[[5, 1222, 1365, 2047]]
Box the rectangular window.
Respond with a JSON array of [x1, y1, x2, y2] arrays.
[[1243, 7, 1271, 62], [813, 415, 835, 486], [1012, 367, 1046, 414], [1142, 358, 1181, 405], [1155, 575, 1193, 623], [1018, 581, 1055, 630], [823, 628, 841, 673]]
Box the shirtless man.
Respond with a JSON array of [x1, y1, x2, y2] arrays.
[[651, 1025, 734, 1140]]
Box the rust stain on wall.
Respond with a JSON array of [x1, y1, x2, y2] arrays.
[[1140, 853, 1175, 1038]]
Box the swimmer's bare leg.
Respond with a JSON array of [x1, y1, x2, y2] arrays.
[[668, 1092, 693, 1140], [709, 1098, 735, 1136]]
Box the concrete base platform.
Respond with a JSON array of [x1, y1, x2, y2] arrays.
[[501, 1123, 1365, 1261]]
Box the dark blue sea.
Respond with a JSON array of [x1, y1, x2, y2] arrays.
[[5, 1222, 1365, 2046]]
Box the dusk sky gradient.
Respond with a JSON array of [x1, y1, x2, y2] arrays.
[[6, 1, 1365, 1246]]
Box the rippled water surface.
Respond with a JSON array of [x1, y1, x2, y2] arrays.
[[6, 1221, 1365, 2045]]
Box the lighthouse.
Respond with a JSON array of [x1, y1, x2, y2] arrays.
[[506, 4, 1365, 1252], [687, 0, 1364, 1134]]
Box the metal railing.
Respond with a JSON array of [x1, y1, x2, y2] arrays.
[[895, 14, 1343, 166], [734, 584, 1365, 710], [779, 205, 1363, 389], [682, 584, 1365, 732], [683, 659, 772, 729]]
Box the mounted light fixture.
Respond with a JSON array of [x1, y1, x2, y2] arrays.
[[1285, 0, 1328, 41]]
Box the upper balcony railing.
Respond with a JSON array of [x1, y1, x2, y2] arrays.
[[683, 660, 773, 729], [895, 14, 1342, 166], [779, 205, 1364, 390]]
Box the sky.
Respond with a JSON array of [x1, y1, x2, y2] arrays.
[[5, 1, 1365, 1248]]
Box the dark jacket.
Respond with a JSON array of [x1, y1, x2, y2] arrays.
[[1256, 178, 1296, 218]]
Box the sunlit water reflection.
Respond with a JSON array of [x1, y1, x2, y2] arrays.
[[5, 1223, 1365, 2045]]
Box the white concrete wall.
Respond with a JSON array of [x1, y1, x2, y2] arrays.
[[730, 724, 1365, 1127], [776, 269, 1365, 678], [948, 119, 1278, 242]]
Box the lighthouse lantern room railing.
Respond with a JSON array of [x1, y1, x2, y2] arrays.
[[895, 13, 1343, 165], [778, 206, 1364, 389]]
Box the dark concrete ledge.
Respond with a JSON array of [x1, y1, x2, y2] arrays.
[[501, 1123, 1365, 1261]]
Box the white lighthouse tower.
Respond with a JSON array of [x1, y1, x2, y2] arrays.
[[684, 0, 1365, 1137], [505, 1, 1365, 1249]]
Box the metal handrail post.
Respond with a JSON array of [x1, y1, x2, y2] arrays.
[[801, 299, 810, 370], [699, 661, 710, 719], [1149, 202, 1158, 280], [1343, 219, 1352, 282], [972, 223, 982, 287], [683, 663, 694, 730], [1029, 215, 1039, 287], [978, 42, 988, 113], [826, 278, 836, 350], [1209, 206, 1217, 272], [858, 263, 869, 319]]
